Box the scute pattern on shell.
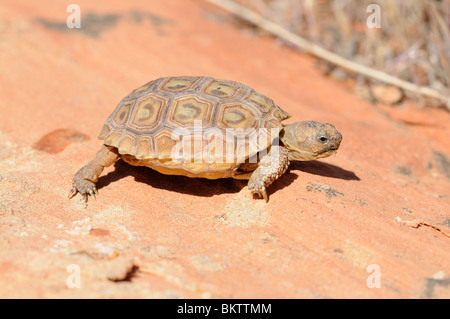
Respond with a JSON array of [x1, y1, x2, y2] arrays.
[[98, 76, 291, 166]]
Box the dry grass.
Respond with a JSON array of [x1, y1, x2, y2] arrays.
[[215, 0, 450, 109]]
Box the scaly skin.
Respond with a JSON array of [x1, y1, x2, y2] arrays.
[[247, 144, 290, 202], [68, 145, 120, 201]]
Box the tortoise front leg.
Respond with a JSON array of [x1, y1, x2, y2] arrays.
[[68, 145, 120, 201], [248, 144, 290, 202]]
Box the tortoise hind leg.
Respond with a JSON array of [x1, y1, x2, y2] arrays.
[[247, 144, 290, 202], [69, 145, 120, 201]]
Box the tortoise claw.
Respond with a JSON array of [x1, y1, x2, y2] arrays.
[[68, 187, 78, 199], [261, 189, 268, 202], [89, 190, 96, 200]]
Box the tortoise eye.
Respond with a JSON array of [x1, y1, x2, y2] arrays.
[[319, 136, 328, 143]]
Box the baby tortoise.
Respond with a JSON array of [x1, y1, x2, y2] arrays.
[[69, 76, 342, 202]]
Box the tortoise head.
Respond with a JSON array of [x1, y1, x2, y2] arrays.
[[280, 121, 342, 161]]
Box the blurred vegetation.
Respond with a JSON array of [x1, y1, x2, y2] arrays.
[[234, 0, 450, 109]]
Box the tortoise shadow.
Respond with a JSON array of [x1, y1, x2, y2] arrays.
[[96, 159, 359, 197], [289, 160, 360, 181], [96, 160, 243, 197]]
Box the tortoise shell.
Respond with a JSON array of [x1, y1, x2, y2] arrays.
[[98, 76, 291, 178]]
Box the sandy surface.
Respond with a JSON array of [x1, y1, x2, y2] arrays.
[[0, 0, 449, 298]]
